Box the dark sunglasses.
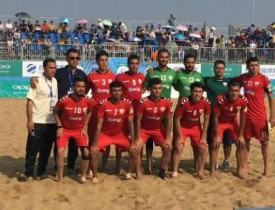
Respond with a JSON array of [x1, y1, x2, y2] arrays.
[[69, 57, 80, 60]]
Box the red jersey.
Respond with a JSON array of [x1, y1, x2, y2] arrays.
[[136, 97, 173, 130], [115, 71, 145, 101], [97, 98, 133, 136], [56, 94, 94, 130], [175, 96, 211, 127], [235, 73, 272, 120], [214, 93, 248, 123], [87, 70, 115, 102]]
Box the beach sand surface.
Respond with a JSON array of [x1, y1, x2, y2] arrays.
[[0, 99, 275, 210]]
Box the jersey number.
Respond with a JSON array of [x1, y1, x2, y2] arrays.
[[74, 107, 82, 114]]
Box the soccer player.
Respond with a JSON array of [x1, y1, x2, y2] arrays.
[[25, 58, 58, 181], [86, 50, 115, 173], [115, 54, 145, 109], [172, 82, 210, 179], [53, 77, 92, 183], [30, 48, 87, 174], [90, 81, 134, 183], [211, 80, 248, 178], [235, 57, 275, 176], [205, 60, 233, 172], [142, 48, 176, 173], [126, 78, 173, 180], [173, 54, 204, 99]]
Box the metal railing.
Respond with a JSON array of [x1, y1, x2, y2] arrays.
[[1, 43, 275, 64]]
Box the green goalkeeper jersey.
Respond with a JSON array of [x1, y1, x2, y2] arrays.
[[173, 70, 204, 98], [143, 67, 176, 98]]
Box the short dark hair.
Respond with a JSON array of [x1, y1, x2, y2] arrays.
[[109, 81, 122, 90], [66, 48, 79, 57], [227, 79, 242, 89], [96, 50, 109, 61], [184, 53, 196, 63], [214, 60, 226, 68], [73, 76, 86, 86], [246, 57, 259, 66], [157, 48, 170, 58], [190, 82, 204, 91], [149, 78, 162, 87], [43, 58, 56, 67], [127, 54, 140, 65]]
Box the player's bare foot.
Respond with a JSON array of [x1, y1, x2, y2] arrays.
[[236, 172, 246, 179], [171, 171, 178, 178], [91, 177, 98, 184], [125, 173, 132, 180], [79, 176, 87, 184], [136, 171, 142, 180], [197, 173, 204, 180]]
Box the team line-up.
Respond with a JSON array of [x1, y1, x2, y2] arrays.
[[25, 48, 275, 183]]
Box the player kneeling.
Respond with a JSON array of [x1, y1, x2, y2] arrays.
[[126, 78, 173, 180], [172, 82, 210, 179], [210, 79, 248, 179], [53, 77, 92, 183]]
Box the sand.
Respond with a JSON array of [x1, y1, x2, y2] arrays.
[[0, 99, 275, 210]]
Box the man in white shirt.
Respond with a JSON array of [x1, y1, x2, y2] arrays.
[[25, 58, 58, 181], [5, 19, 13, 30]]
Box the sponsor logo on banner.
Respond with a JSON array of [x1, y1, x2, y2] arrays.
[[22, 61, 69, 77], [0, 61, 22, 77], [0, 80, 30, 98]]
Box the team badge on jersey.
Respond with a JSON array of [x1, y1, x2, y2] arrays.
[[254, 81, 260, 86], [108, 79, 112, 84], [138, 79, 142, 84], [83, 107, 88, 112], [119, 109, 125, 114], [223, 82, 227, 87], [160, 107, 166, 112], [199, 109, 204, 114], [168, 76, 173, 81]]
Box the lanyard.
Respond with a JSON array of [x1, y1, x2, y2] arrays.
[[67, 68, 78, 87], [43, 74, 53, 98]]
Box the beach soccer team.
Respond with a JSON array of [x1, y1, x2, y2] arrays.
[[24, 48, 275, 183]]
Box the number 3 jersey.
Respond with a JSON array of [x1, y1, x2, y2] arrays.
[[136, 97, 173, 130], [87, 70, 115, 102], [55, 94, 95, 130], [97, 98, 133, 136]]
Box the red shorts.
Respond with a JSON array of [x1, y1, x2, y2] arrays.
[[244, 118, 269, 141], [97, 132, 131, 152], [214, 122, 239, 141], [176, 126, 202, 146], [56, 129, 88, 149], [139, 128, 165, 146]]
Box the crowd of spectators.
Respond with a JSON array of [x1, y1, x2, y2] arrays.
[[0, 15, 275, 61]]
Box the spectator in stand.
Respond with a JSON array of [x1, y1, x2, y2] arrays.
[[41, 20, 49, 33], [28, 21, 33, 33], [0, 21, 4, 35], [168, 14, 175, 26], [75, 23, 83, 33], [7, 37, 13, 56], [5, 20, 13, 31], [13, 21, 18, 32], [19, 20, 28, 33], [34, 20, 41, 32], [48, 20, 55, 32], [14, 29, 21, 41], [83, 24, 88, 33]]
